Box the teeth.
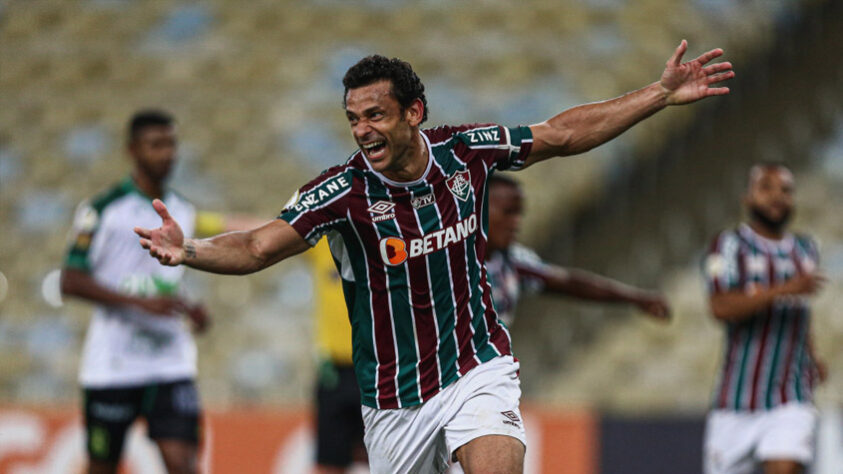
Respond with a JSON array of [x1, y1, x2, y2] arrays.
[[363, 141, 384, 150]]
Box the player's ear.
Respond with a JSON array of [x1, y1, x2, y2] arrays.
[[405, 99, 424, 127]]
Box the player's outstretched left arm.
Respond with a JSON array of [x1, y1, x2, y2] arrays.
[[525, 40, 733, 167], [544, 266, 671, 321], [135, 199, 310, 275]]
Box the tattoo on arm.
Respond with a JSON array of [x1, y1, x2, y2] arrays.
[[185, 241, 197, 259]]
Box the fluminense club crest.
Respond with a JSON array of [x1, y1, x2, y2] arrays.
[[446, 170, 471, 201]]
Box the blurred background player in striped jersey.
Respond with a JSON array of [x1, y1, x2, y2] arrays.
[[485, 174, 670, 329], [702, 163, 827, 474]]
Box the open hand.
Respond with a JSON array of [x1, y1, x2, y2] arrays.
[[661, 40, 734, 105], [135, 199, 186, 266]]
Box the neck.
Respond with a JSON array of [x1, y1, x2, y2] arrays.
[[131, 170, 165, 200], [382, 131, 428, 182], [748, 220, 784, 240]]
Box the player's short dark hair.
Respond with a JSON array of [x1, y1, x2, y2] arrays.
[[342, 55, 428, 124], [128, 109, 174, 142], [488, 173, 521, 191]]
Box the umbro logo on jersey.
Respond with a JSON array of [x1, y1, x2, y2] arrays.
[[378, 214, 478, 266], [411, 193, 435, 209], [368, 200, 396, 222], [446, 170, 471, 201]]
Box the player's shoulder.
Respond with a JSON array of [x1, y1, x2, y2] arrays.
[[424, 123, 502, 147], [792, 231, 819, 254], [706, 227, 743, 253], [71, 180, 130, 232], [86, 179, 135, 214], [283, 164, 356, 214], [508, 242, 544, 266]]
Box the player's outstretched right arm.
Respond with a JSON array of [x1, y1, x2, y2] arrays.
[[135, 199, 310, 275]]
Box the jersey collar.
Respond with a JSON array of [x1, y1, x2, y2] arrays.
[[739, 223, 794, 253], [122, 175, 172, 203]]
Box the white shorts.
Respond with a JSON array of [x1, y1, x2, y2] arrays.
[[361, 355, 526, 474], [704, 402, 818, 474]]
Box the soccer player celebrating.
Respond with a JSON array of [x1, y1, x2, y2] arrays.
[[137, 41, 732, 473], [485, 174, 669, 327], [62, 110, 250, 474], [702, 164, 827, 474]]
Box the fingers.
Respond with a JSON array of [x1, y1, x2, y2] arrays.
[[705, 87, 730, 96], [668, 39, 688, 66], [135, 227, 152, 239], [703, 61, 733, 75], [694, 48, 724, 66], [706, 69, 735, 83], [140, 240, 178, 266], [152, 198, 173, 222]]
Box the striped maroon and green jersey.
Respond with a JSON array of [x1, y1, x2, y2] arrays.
[[486, 243, 558, 327], [279, 124, 534, 409], [703, 223, 820, 412]]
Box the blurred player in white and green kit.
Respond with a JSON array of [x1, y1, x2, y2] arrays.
[[61, 110, 244, 474]]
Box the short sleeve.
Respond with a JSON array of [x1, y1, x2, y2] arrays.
[[702, 230, 743, 294], [278, 169, 351, 246], [509, 243, 559, 295], [453, 124, 534, 171], [63, 201, 101, 272], [795, 234, 820, 273]]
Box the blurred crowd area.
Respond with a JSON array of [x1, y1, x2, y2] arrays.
[[1, 0, 841, 411]]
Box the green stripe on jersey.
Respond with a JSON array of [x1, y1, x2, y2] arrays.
[[733, 321, 755, 410], [338, 226, 379, 406], [764, 308, 786, 409], [367, 178, 421, 407], [410, 183, 459, 388], [793, 313, 808, 402], [432, 145, 497, 362]]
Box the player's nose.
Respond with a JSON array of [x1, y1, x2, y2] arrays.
[[353, 121, 373, 139]]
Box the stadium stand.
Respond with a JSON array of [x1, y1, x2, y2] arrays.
[[0, 0, 838, 418]]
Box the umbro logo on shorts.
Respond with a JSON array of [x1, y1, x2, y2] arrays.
[[501, 410, 521, 427]]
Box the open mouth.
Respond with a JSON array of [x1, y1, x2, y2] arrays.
[[361, 140, 387, 160]]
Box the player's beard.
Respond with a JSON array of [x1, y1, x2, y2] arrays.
[[749, 205, 792, 234]]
